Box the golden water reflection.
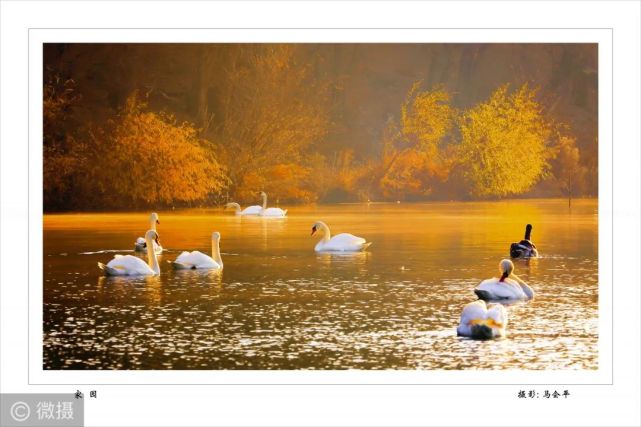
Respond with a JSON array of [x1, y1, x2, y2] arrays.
[[43, 199, 598, 369]]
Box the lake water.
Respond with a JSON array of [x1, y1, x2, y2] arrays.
[[43, 199, 598, 370]]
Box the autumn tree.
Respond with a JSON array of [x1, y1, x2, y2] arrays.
[[553, 134, 585, 207], [376, 83, 456, 200], [87, 93, 227, 208], [457, 84, 552, 198], [209, 45, 331, 203], [42, 68, 83, 209]]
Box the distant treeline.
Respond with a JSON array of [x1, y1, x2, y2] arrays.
[[43, 44, 597, 211]]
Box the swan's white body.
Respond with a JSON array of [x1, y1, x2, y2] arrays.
[[225, 202, 262, 216], [311, 221, 371, 252], [134, 212, 163, 254], [100, 230, 160, 276], [172, 232, 223, 270], [457, 300, 507, 339], [474, 259, 534, 301], [258, 192, 287, 217]]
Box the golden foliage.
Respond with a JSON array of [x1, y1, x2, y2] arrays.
[[376, 85, 456, 200], [42, 53, 588, 209], [458, 84, 552, 198], [212, 45, 330, 202], [553, 134, 586, 205], [88, 93, 227, 207], [401, 82, 455, 157], [236, 163, 315, 204]]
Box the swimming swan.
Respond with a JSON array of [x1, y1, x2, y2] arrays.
[[100, 230, 161, 276], [474, 259, 534, 301], [134, 212, 163, 254], [510, 223, 539, 258], [311, 221, 371, 252], [457, 300, 507, 339], [258, 191, 287, 217], [171, 232, 223, 270], [225, 202, 262, 216]]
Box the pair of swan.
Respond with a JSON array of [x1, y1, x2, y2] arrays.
[[457, 259, 534, 339], [134, 213, 163, 254], [311, 221, 371, 252], [99, 231, 223, 276], [226, 192, 287, 217]]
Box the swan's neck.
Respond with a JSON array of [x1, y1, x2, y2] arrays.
[[318, 222, 331, 242], [230, 203, 241, 214], [212, 238, 223, 267], [261, 193, 267, 209], [150, 219, 157, 232], [146, 236, 160, 274]]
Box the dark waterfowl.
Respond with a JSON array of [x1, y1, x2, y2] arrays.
[[510, 224, 539, 258]]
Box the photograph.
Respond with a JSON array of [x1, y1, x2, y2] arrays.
[[42, 42, 598, 370]]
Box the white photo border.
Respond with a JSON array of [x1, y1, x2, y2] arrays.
[[28, 28, 613, 385]]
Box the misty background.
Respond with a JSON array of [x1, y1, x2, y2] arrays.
[[43, 43, 597, 211]]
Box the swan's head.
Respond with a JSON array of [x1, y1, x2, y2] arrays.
[[499, 259, 514, 281], [150, 212, 160, 224], [259, 191, 267, 197], [224, 202, 238, 210], [311, 221, 323, 236], [211, 231, 221, 242], [144, 229, 160, 246]]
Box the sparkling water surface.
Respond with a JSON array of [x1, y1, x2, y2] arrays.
[[43, 199, 598, 370]]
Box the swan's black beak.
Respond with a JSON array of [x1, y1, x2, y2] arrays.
[[311, 226, 317, 236], [156, 220, 160, 224]]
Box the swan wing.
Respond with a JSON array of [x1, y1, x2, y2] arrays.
[[104, 254, 152, 275], [173, 251, 219, 269], [261, 207, 287, 217], [487, 303, 508, 335], [475, 278, 525, 300], [242, 205, 262, 215], [318, 233, 369, 252], [174, 251, 193, 263], [457, 300, 488, 337]]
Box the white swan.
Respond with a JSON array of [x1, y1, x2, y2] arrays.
[[171, 231, 223, 270], [457, 300, 507, 339], [474, 259, 534, 301], [225, 202, 262, 216], [258, 191, 287, 217], [99, 230, 161, 276], [134, 212, 163, 254], [311, 221, 371, 252]]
